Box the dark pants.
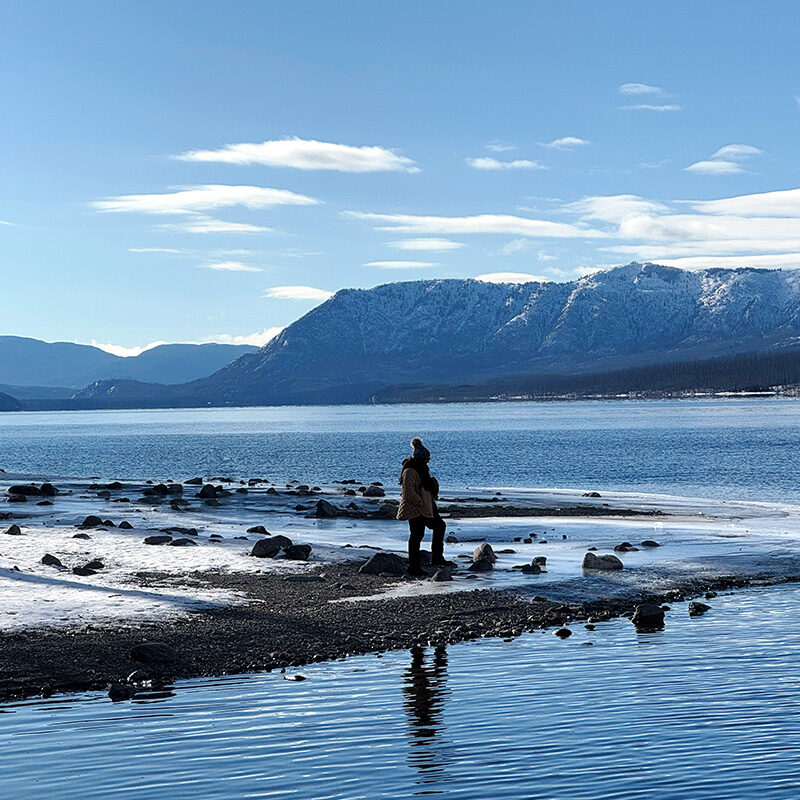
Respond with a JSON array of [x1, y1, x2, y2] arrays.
[[408, 515, 447, 571]]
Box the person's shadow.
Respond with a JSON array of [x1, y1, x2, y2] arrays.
[[402, 644, 451, 791]]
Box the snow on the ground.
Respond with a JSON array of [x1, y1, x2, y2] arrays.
[[3, 474, 800, 629]]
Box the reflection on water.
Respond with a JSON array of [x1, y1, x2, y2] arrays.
[[403, 645, 450, 789], [4, 585, 800, 799]]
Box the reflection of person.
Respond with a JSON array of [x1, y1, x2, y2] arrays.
[[402, 645, 449, 781], [397, 437, 447, 576]]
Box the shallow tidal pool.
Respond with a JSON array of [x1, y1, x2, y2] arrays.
[[3, 584, 800, 799]]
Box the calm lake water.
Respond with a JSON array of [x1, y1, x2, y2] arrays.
[[1, 398, 800, 503], [3, 584, 800, 800], [4, 398, 800, 799]]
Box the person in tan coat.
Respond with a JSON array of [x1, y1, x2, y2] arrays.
[[397, 437, 447, 575]]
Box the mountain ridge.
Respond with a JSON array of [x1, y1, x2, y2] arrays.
[[74, 262, 800, 407], [0, 337, 258, 389]]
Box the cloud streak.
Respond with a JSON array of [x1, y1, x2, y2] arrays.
[[467, 157, 545, 170], [387, 238, 464, 251], [618, 82, 664, 95], [345, 211, 601, 238], [543, 136, 590, 149], [264, 285, 334, 300], [92, 184, 319, 215], [178, 137, 418, 173], [365, 260, 437, 269], [199, 261, 262, 272]]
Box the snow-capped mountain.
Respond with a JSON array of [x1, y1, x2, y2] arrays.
[[79, 263, 800, 405]]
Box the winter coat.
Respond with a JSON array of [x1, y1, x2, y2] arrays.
[[397, 465, 434, 520]]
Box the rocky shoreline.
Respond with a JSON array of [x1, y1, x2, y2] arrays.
[[1, 560, 795, 703]]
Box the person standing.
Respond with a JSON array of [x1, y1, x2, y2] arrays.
[[397, 437, 447, 576]]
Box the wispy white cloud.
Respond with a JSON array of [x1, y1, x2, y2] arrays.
[[202, 327, 283, 347], [543, 136, 590, 149], [618, 82, 664, 95], [657, 253, 800, 269], [264, 285, 334, 300], [476, 272, 551, 283], [484, 141, 516, 152], [565, 194, 668, 223], [685, 160, 744, 175], [690, 187, 800, 217], [710, 144, 764, 160], [345, 211, 601, 238], [90, 340, 168, 357], [199, 261, 262, 272], [494, 238, 557, 261], [129, 247, 188, 254], [364, 260, 437, 269], [467, 157, 546, 170], [177, 137, 419, 173], [387, 238, 464, 251], [92, 184, 319, 215], [685, 143, 763, 176], [620, 103, 682, 112], [162, 217, 273, 234]]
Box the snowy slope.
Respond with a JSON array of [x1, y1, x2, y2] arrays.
[[79, 263, 800, 405]]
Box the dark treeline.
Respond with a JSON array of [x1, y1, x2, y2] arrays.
[[374, 349, 800, 403]]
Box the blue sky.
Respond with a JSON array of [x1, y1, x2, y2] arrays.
[[3, 0, 800, 353]]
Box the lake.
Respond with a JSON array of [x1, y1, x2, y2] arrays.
[[3, 583, 800, 799], [3, 397, 800, 799], [1, 397, 800, 503]]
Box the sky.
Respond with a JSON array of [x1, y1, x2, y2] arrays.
[[2, 0, 800, 354]]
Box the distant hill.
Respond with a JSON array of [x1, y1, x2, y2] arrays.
[[0, 391, 21, 411], [73, 262, 800, 408], [0, 336, 258, 389]]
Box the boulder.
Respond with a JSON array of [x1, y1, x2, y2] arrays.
[[72, 532, 91, 539], [582, 552, 624, 571], [283, 544, 312, 561], [40, 483, 57, 496], [430, 567, 453, 582], [185, 477, 203, 485], [85, 559, 104, 570], [554, 628, 572, 638], [247, 525, 268, 534], [521, 563, 542, 574], [689, 601, 711, 617], [631, 603, 665, 630], [79, 515, 103, 528], [130, 641, 177, 667], [363, 485, 385, 498], [169, 538, 197, 547], [251, 539, 281, 558], [315, 499, 339, 518], [270, 535, 293, 550], [532, 556, 547, 566], [614, 542, 638, 552], [197, 484, 216, 499], [108, 683, 137, 702], [445, 534, 459, 544], [118, 521, 134, 529], [8, 484, 41, 496], [41, 553, 63, 568], [143, 535, 173, 545], [582, 491, 602, 498], [641, 540, 660, 548], [72, 566, 98, 576], [359, 552, 407, 576], [7, 494, 27, 503], [4, 524, 22, 536], [468, 542, 497, 572]]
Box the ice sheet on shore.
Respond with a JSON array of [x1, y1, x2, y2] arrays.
[[3, 474, 800, 630]]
